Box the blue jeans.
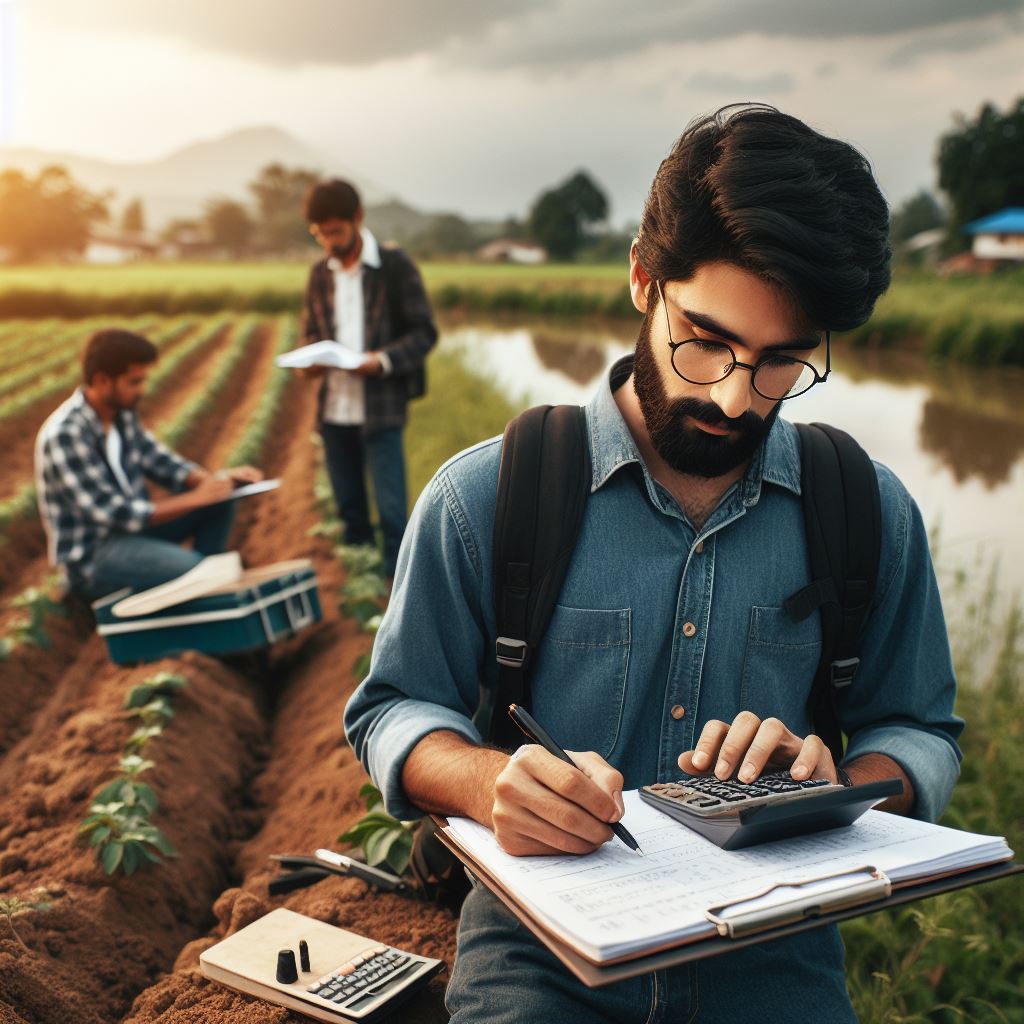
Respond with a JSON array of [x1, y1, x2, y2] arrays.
[[446, 883, 858, 1023], [83, 501, 236, 599], [321, 424, 407, 577]]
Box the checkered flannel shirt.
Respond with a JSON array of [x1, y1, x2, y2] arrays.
[[35, 389, 195, 583]]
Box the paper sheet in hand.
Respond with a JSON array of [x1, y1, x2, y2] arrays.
[[223, 478, 281, 501], [444, 792, 1012, 964], [276, 340, 363, 370]]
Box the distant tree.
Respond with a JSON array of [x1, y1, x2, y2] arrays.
[[160, 218, 204, 247], [204, 198, 254, 256], [528, 170, 609, 260], [121, 198, 146, 234], [937, 97, 1024, 247], [409, 212, 476, 258], [248, 162, 320, 253], [890, 190, 945, 245], [0, 166, 108, 262]]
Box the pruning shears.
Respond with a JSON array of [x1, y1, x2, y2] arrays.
[[268, 849, 411, 897]]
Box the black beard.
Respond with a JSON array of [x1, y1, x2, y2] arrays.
[[330, 237, 360, 261], [632, 309, 781, 478]]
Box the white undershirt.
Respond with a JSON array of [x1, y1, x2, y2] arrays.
[[105, 424, 133, 494]]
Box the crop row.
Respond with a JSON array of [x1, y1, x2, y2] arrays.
[[160, 316, 266, 450], [0, 318, 157, 401], [0, 316, 196, 426], [225, 315, 296, 468]]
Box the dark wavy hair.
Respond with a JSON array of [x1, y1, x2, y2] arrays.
[[82, 329, 157, 384], [636, 104, 891, 332], [304, 178, 362, 224]]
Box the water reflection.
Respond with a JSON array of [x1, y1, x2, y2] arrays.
[[441, 318, 1024, 589], [532, 333, 608, 385]]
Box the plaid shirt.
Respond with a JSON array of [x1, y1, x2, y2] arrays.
[[301, 242, 438, 433], [35, 389, 195, 583]]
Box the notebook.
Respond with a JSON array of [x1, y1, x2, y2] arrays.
[[442, 791, 1013, 965], [276, 340, 364, 371]]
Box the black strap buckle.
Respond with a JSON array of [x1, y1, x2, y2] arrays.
[[830, 657, 860, 688], [496, 637, 528, 669]]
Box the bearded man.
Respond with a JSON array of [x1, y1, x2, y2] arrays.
[[344, 105, 962, 1022]]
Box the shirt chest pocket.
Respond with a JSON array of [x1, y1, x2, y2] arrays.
[[739, 605, 821, 729], [530, 604, 631, 760]]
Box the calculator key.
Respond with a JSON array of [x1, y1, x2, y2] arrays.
[[392, 954, 410, 968], [342, 987, 356, 997]]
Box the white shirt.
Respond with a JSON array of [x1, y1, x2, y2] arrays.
[[104, 424, 133, 495], [322, 228, 382, 426]]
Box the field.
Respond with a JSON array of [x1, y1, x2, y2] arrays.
[[1, 261, 1022, 364], [0, 314, 1020, 1023], [0, 314, 481, 1024]]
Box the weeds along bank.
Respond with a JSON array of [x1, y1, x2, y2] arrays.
[[1, 262, 1022, 365]]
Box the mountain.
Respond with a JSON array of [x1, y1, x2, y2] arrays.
[[0, 126, 390, 228]]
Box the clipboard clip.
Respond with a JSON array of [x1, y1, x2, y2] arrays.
[[704, 865, 892, 939]]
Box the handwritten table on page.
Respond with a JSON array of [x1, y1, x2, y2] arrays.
[[445, 791, 1011, 962]]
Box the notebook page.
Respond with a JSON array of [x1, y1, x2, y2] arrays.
[[445, 792, 1011, 962]]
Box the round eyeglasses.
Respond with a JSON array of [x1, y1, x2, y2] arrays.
[[658, 282, 830, 401]]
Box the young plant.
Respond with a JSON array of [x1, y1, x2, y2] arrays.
[[90, 755, 159, 816], [78, 801, 176, 876], [339, 574, 389, 629], [0, 580, 66, 655], [339, 783, 416, 877], [0, 889, 54, 954], [123, 671, 187, 710]]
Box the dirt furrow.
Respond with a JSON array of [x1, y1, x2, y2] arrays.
[[0, 320, 270, 756], [0, 325, 331, 1024]]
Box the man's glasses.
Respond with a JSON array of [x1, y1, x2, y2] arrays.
[[657, 281, 830, 401]]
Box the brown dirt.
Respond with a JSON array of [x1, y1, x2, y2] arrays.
[[0, 324, 459, 1024]]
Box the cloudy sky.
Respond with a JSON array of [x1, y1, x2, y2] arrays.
[[4, 0, 1023, 222]]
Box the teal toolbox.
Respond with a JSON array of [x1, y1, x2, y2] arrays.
[[93, 559, 321, 664]]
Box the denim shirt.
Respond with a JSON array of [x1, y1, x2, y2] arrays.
[[345, 358, 963, 825]]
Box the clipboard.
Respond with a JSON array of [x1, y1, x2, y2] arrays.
[[433, 816, 1022, 988]]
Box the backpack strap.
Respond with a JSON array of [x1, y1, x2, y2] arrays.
[[784, 423, 881, 763], [489, 405, 592, 751]]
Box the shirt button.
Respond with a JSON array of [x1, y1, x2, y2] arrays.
[[670, 704, 686, 720], [682, 622, 697, 638], [695, 541, 704, 554]]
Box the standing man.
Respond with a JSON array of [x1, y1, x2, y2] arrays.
[[345, 106, 963, 1021], [36, 328, 263, 599], [300, 178, 437, 580]]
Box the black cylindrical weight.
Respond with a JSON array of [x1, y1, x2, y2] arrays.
[[276, 948, 299, 984]]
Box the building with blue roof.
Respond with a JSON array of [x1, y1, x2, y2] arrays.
[[962, 207, 1024, 262]]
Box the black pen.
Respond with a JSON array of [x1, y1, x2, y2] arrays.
[[507, 703, 644, 856]]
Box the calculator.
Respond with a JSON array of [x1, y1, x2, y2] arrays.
[[200, 908, 445, 1022], [640, 770, 904, 850]]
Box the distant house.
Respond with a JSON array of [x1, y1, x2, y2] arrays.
[[85, 228, 161, 264], [476, 239, 548, 264], [962, 208, 1024, 263]]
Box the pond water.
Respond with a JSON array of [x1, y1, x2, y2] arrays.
[[443, 321, 1024, 597]]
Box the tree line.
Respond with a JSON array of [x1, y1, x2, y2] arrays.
[[1, 96, 1020, 264]]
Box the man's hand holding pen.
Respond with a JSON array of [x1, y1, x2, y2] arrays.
[[490, 745, 626, 857]]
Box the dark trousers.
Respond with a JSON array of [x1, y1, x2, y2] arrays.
[[321, 424, 407, 578], [84, 501, 236, 599]]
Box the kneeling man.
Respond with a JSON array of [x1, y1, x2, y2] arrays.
[[36, 328, 262, 598]]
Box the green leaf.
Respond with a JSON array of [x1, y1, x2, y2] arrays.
[[101, 840, 124, 875], [364, 827, 401, 867], [118, 754, 156, 776], [384, 831, 414, 876], [147, 828, 177, 857], [122, 842, 140, 876], [139, 845, 164, 865], [88, 825, 112, 848]]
